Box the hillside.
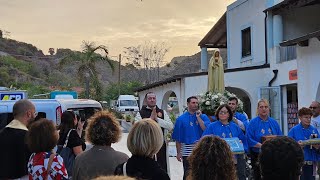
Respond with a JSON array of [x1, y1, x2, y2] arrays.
[[0, 36, 227, 96]]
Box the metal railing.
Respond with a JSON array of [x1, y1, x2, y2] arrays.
[[279, 46, 297, 62]]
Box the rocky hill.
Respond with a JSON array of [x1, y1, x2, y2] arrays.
[[0, 36, 227, 94]]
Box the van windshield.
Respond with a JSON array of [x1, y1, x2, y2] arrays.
[[120, 100, 138, 106]]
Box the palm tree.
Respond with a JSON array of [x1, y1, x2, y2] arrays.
[[59, 41, 114, 100]]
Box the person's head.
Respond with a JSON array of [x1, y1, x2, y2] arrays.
[[309, 101, 320, 117], [127, 119, 163, 158], [228, 97, 238, 113], [187, 135, 237, 180], [26, 118, 59, 153], [298, 107, 313, 127], [12, 99, 36, 126], [259, 136, 304, 180], [59, 111, 77, 134], [215, 104, 233, 122], [214, 50, 220, 59], [187, 96, 199, 113], [93, 176, 136, 180], [145, 92, 157, 108], [85, 111, 121, 146], [257, 99, 270, 117]]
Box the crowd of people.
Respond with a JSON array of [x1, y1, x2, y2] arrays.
[[0, 96, 320, 180]]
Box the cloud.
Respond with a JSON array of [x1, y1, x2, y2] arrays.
[[0, 0, 234, 63]]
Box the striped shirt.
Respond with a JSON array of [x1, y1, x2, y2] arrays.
[[181, 143, 196, 157]]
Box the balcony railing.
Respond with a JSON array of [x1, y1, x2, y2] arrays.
[[279, 46, 297, 62]]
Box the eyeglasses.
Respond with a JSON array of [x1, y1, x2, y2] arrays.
[[219, 111, 229, 115], [34, 112, 38, 117], [309, 106, 319, 109]]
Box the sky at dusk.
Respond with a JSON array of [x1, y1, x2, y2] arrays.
[[0, 0, 235, 65]]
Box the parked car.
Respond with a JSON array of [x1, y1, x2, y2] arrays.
[[0, 99, 102, 130]]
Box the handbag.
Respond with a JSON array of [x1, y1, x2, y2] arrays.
[[123, 162, 127, 176], [57, 129, 76, 176]]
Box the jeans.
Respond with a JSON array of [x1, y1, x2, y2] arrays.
[[236, 154, 246, 180], [250, 152, 261, 180], [182, 156, 190, 180]]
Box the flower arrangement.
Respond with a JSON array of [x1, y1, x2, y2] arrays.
[[198, 90, 244, 116]]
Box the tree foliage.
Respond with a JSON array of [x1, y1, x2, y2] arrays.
[[59, 41, 115, 101], [104, 81, 143, 103]]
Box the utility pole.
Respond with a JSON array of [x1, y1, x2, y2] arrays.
[[118, 54, 121, 97]]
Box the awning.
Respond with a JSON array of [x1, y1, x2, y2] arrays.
[[198, 12, 227, 48], [264, 0, 320, 14], [280, 30, 320, 47]]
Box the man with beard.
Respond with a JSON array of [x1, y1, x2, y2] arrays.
[[135, 92, 173, 175], [0, 99, 36, 179]]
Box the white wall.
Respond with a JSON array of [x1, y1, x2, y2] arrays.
[[225, 68, 271, 116], [184, 67, 271, 118], [138, 81, 182, 113], [297, 38, 320, 107], [227, 0, 268, 69]]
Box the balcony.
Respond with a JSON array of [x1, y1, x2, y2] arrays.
[[279, 46, 297, 63]]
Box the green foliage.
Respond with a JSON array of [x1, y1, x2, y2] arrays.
[[16, 83, 50, 98], [166, 112, 177, 142], [104, 81, 143, 103], [0, 67, 12, 86], [0, 56, 32, 73], [59, 41, 114, 101], [108, 108, 123, 119]]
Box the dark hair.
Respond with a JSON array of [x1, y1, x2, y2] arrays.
[[85, 111, 121, 146], [26, 118, 58, 153], [188, 136, 237, 180], [58, 111, 76, 135], [187, 96, 198, 103], [145, 92, 155, 98], [228, 97, 238, 104], [259, 136, 304, 180], [215, 104, 233, 122], [298, 107, 313, 117]]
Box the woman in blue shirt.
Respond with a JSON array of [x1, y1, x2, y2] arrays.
[[246, 99, 282, 180], [288, 107, 320, 180], [202, 104, 248, 180]]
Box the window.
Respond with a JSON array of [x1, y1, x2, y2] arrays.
[[279, 46, 297, 62], [241, 27, 251, 58]]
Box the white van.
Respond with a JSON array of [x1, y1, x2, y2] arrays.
[[0, 99, 102, 129], [115, 95, 139, 113]]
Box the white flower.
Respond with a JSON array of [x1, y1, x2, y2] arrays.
[[217, 93, 222, 96], [220, 101, 224, 105], [213, 95, 218, 99], [205, 101, 211, 105]]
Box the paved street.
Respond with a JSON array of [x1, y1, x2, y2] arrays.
[[111, 131, 184, 180]]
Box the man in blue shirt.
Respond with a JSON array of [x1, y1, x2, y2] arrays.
[[228, 97, 249, 180], [228, 97, 249, 132], [172, 96, 210, 180]]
